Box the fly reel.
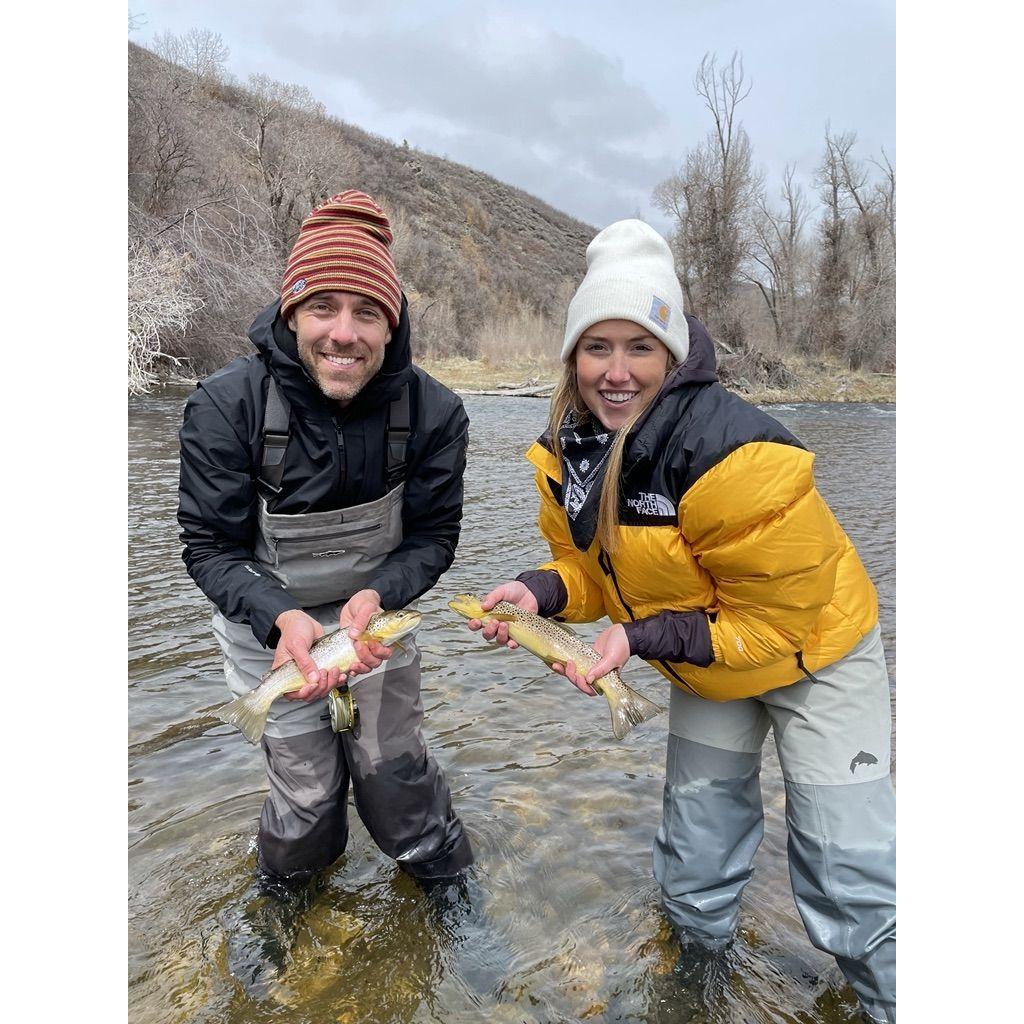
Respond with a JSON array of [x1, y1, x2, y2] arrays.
[[326, 683, 360, 733]]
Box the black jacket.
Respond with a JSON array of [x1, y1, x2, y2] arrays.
[[177, 296, 469, 647]]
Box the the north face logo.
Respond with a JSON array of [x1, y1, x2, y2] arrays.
[[625, 491, 675, 516]]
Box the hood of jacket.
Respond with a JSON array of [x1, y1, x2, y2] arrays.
[[247, 293, 415, 418], [627, 314, 719, 460]]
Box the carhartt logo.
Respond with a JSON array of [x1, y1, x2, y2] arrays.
[[625, 491, 675, 516], [649, 295, 670, 329], [291, 278, 307, 295], [850, 751, 879, 774]]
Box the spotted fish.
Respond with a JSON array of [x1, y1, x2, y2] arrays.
[[449, 594, 663, 740]]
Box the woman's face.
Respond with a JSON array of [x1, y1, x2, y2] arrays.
[[574, 319, 671, 430]]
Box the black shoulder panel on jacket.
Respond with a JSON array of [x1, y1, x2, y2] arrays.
[[675, 384, 806, 496]]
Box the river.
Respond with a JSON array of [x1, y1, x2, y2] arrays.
[[128, 392, 895, 1024]]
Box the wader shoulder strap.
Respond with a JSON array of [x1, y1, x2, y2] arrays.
[[386, 383, 411, 489], [259, 378, 409, 497], [258, 377, 291, 498]]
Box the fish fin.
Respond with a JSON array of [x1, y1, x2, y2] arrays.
[[215, 687, 278, 745], [601, 678, 665, 740], [486, 611, 518, 622]]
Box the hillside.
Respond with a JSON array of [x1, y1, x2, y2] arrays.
[[129, 41, 598, 382], [128, 41, 894, 403]]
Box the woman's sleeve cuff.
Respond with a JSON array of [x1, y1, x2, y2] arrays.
[[515, 570, 568, 618]]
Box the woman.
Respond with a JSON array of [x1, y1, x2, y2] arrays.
[[468, 219, 896, 1024]]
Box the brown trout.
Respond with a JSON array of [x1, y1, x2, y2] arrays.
[[215, 610, 422, 744], [449, 594, 664, 740]]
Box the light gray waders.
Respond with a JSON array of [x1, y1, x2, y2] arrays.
[[654, 625, 896, 1023], [213, 379, 472, 883]]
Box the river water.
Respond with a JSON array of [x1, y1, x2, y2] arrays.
[[128, 392, 895, 1024]]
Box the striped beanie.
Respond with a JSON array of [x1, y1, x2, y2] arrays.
[[280, 190, 402, 327]]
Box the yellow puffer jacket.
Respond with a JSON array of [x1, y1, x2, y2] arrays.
[[525, 381, 878, 701]]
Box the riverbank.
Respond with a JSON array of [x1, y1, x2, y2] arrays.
[[418, 356, 896, 404]]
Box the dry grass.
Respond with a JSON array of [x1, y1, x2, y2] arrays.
[[473, 302, 563, 370], [418, 356, 558, 392]]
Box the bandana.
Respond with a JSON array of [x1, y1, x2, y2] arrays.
[[558, 408, 619, 552]]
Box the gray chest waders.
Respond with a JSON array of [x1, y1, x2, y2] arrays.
[[212, 377, 412, 738]]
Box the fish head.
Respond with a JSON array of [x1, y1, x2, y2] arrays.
[[366, 609, 422, 645], [448, 594, 486, 620]]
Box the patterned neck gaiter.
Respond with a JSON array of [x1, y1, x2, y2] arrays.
[[557, 408, 619, 552]]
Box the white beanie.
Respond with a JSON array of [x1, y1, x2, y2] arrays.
[[561, 219, 688, 364]]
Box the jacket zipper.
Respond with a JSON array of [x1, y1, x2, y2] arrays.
[[597, 547, 700, 695], [795, 650, 822, 684], [335, 423, 347, 496]]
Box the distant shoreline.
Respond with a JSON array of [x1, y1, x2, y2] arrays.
[[418, 357, 896, 405], [144, 358, 896, 406]]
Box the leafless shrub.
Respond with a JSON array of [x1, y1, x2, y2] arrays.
[[128, 232, 202, 394], [407, 293, 461, 359]]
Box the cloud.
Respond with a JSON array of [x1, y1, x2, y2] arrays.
[[264, 8, 672, 224]]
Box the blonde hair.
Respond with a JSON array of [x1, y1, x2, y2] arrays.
[[547, 351, 677, 555]]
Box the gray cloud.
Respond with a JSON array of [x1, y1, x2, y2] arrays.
[[264, 10, 670, 223], [140, 0, 894, 231]]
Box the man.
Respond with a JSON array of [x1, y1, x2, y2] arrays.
[[177, 190, 473, 988]]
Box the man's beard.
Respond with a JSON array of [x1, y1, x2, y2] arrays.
[[299, 345, 386, 404]]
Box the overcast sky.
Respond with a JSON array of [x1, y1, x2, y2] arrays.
[[130, 0, 895, 234]]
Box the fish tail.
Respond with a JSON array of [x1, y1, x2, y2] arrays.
[[215, 687, 278, 745], [599, 678, 665, 740]]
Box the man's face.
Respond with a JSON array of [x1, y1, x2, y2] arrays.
[[288, 291, 392, 405]]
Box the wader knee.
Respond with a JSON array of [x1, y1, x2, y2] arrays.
[[785, 777, 896, 1023], [653, 735, 764, 942], [350, 747, 473, 880], [256, 730, 350, 881]]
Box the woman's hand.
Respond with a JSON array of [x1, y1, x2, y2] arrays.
[[466, 580, 539, 649], [552, 623, 630, 697]]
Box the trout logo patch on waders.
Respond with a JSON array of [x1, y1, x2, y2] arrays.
[[850, 750, 878, 774]]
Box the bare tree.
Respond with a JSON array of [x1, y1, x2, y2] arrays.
[[234, 75, 354, 254], [810, 126, 854, 360], [748, 165, 810, 351], [128, 46, 201, 213], [153, 28, 229, 86], [871, 148, 896, 252], [653, 52, 761, 351], [809, 128, 895, 370]]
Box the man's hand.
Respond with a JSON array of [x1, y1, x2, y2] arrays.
[[274, 609, 344, 702], [339, 589, 392, 678], [466, 580, 539, 649], [552, 623, 630, 697]]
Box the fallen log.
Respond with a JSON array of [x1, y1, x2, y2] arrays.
[[455, 384, 555, 397]]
